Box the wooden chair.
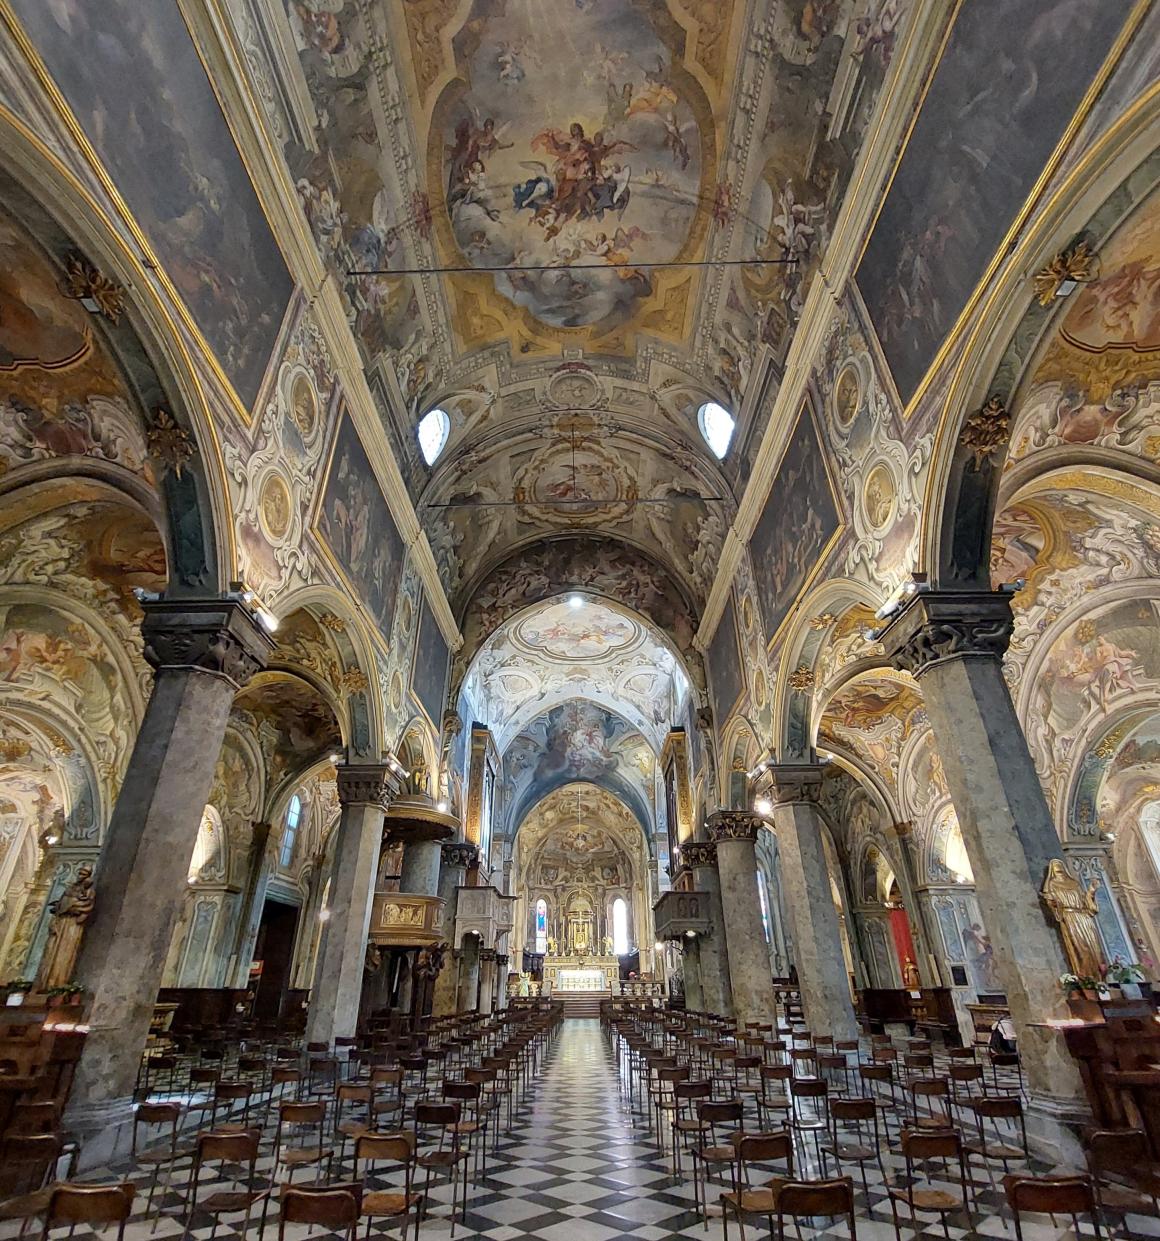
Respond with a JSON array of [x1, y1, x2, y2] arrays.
[[413, 1101, 469, 1229], [40, 1183, 135, 1241], [0, 1133, 63, 1198], [887, 1128, 971, 1240], [1085, 1129, 1160, 1227], [965, 1095, 1028, 1187], [906, 1077, 953, 1131], [789, 1076, 829, 1163], [274, 1100, 334, 1182], [209, 1079, 254, 1128], [671, 1080, 713, 1175], [183, 1129, 269, 1241], [1002, 1173, 1102, 1241], [354, 1132, 423, 1240], [756, 1065, 792, 1129], [720, 1132, 795, 1241], [820, 1096, 882, 1198], [132, 1101, 191, 1223], [278, 1184, 360, 1241], [335, 1083, 374, 1164], [774, 1177, 856, 1241], [690, 1099, 745, 1223]]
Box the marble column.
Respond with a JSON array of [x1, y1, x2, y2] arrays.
[[681, 841, 733, 1016], [767, 765, 858, 1041], [230, 822, 272, 987], [432, 843, 477, 1017], [400, 839, 443, 895], [306, 763, 399, 1047], [495, 951, 510, 1009], [66, 600, 273, 1166], [880, 590, 1086, 1147], [479, 948, 496, 1014], [458, 935, 481, 1012], [682, 939, 704, 1011], [710, 811, 777, 1026]]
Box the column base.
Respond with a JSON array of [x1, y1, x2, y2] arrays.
[[66, 1094, 137, 1170], [1025, 1090, 1090, 1166]]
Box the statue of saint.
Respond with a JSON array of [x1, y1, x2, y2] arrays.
[[36, 865, 95, 992], [902, 956, 921, 989], [1042, 859, 1103, 980], [546, 935, 557, 956], [603, 935, 614, 957]]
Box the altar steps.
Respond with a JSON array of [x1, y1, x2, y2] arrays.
[[556, 990, 610, 1019]]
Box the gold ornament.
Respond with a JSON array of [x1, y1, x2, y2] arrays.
[[61, 252, 126, 322], [787, 665, 815, 692], [1032, 240, 1097, 306], [959, 394, 1009, 469], [146, 409, 196, 478]]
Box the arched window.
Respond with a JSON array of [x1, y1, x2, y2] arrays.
[[417, 408, 450, 465], [698, 400, 735, 459], [757, 870, 771, 944], [280, 794, 302, 868], [535, 899, 548, 954], [612, 897, 629, 956]]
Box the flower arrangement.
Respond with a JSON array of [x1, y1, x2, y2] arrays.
[[1059, 973, 1101, 995], [45, 983, 85, 1007]]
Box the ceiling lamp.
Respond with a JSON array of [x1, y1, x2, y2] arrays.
[[698, 401, 734, 459], [417, 407, 450, 466], [567, 594, 584, 609]]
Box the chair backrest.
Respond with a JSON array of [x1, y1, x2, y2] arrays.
[[776, 1177, 854, 1219], [859, 1063, 892, 1084], [280, 1184, 361, 1227], [415, 1101, 459, 1126], [831, 1096, 876, 1122], [791, 1076, 827, 1098], [46, 1183, 135, 1227], [198, 1129, 260, 1162], [1086, 1127, 1149, 1174], [280, 1100, 325, 1125], [698, 1098, 744, 1125], [675, 1080, 713, 1101], [356, 1131, 414, 1163], [762, 1064, 792, 1084], [909, 1076, 949, 1099], [337, 1084, 372, 1103], [949, 1063, 983, 1082], [737, 1131, 793, 1166], [10, 1101, 62, 1135], [1004, 1174, 1095, 1216], [443, 1080, 480, 1102], [902, 1127, 960, 1161], [974, 1096, 1022, 1120], [215, 1080, 252, 1101], [136, 1102, 180, 1126], [2, 1131, 63, 1171]]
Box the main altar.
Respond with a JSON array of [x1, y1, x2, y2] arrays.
[[544, 955, 618, 991]]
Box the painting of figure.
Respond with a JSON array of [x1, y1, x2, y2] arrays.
[[411, 597, 450, 727], [11, 0, 292, 409], [317, 413, 404, 637], [435, 0, 713, 331], [750, 406, 840, 643], [856, 0, 1134, 405], [707, 594, 744, 726]]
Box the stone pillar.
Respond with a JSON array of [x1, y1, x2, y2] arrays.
[[891, 821, 947, 986], [880, 590, 1086, 1148], [432, 843, 476, 1016], [710, 811, 778, 1026], [229, 822, 272, 987], [458, 935, 481, 1012], [767, 765, 858, 1041], [479, 948, 496, 1015], [495, 952, 509, 1009], [681, 841, 733, 1016], [400, 839, 442, 896], [66, 600, 273, 1166], [306, 763, 399, 1047], [682, 937, 704, 1011]]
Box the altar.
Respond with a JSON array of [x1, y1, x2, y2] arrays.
[[544, 956, 617, 991]]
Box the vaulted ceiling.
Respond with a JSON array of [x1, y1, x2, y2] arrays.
[[278, 0, 905, 615]]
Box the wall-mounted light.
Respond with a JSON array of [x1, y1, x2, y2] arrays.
[[685, 929, 696, 938], [328, 753, 342, 765], [753, 798, 773, 817], [228, 580, 279, 633], [437, 800, 449, 813]]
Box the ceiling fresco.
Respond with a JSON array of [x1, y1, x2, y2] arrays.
[[260, 0, 912, 608], [516, 783, 646, 883], [460, 596, 687, 750], [500, 697, 657, 836]]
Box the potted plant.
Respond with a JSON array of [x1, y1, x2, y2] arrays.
[[1105, 958, 1147, 1000], [4, 979, 35, 1006]]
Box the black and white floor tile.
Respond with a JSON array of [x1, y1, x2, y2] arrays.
[[4, 1021, 1157, 1241]]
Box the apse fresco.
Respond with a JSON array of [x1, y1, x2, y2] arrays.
[[856, 0, 1133, 405], [707, 594, 744, 727], [749, 406, 840, 643], [411, 596, 450, 728], [433, 0, 711, 334], [317, 413, 404, 637], [11, 0, 292, 408], [1009, 179, 1160, 464]]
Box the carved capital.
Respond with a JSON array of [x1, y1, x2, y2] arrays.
[[480, 948, 497, 962], [441, 710, 463, 738], [141, 598, 274, 689], [708, 809, 763, 843], [495, 953, 509, 967], [441, 841, 479, 870], [765, 763, 825, 806], [879, 591, 1013, 678], [336, 763, 400, 809], [679, 841, 718, 869]]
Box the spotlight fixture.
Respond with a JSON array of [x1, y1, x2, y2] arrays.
[[437, 800, 449, 813], [228, 580, 280, 633], [753, 797, 773, 817], [685, 929, 697, 938]]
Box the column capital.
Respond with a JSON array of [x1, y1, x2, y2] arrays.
[[441, 841, 479, 869], [878, 589, 1013, 678], [495, 953, 509, 966], [765, 763, 826, 805], [678, 840, 717, 869], [336, 763, 401, 809], [480, 947, 497, 962], [708, 809, 763, 842], [141, 598, 275, 688]]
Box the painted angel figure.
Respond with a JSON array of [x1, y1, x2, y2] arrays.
[[661, 111, 695, 170]]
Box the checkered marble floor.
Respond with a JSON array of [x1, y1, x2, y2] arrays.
[[5, 1020, 1158, 1241]]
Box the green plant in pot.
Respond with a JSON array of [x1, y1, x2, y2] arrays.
[[1104, 958, 1147, 1000], [1059, 972, 1103, 1000], [3, 979, 34, 1006], [45, 983, 85, 1008]]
